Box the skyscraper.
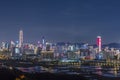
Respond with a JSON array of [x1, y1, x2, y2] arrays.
[[96, 36, 101, 52], [42, 36, 46, 50], [42, 36, 45, 45], [19, 29, 23, 48]]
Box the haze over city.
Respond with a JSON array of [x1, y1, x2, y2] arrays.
[[0, 0, 120, 44]]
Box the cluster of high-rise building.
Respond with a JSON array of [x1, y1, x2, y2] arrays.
[[0, 30, 119, 60]]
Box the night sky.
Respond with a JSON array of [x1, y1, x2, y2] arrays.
[[0, 0, 120, 44]]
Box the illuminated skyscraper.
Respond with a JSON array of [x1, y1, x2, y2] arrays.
[[42, 36, 45, 45], [42, 36, 46, 50], [96, 36, 101, 52], [19, 29, 23, 48]]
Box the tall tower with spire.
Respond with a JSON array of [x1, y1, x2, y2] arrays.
[[19, 29, 23, 48]]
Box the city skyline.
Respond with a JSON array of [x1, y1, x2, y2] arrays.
[[0, 0, 120, 44]]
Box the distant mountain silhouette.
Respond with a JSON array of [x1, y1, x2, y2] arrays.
[[56, 42, 85, 46], [56, 42, 66, 46], [103, 43, 120, 48], [56, 42, 120, 48]]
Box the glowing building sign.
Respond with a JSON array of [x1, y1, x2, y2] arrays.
[[97, 36, 101, 52]]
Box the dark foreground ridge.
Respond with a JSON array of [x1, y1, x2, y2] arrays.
[[1, 60, 120, 80], [25, 73, 87, 80], [0, 67, 87, 80], [1, 67, 120, 80], [0, 68, 16, 80]]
